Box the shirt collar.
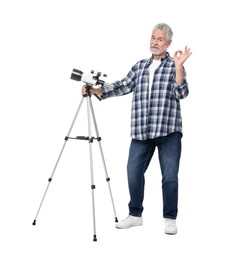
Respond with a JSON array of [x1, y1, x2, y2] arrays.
[[146, 52, 170, 67]]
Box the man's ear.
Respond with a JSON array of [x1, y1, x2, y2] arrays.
[[167, 40, 172, 48]]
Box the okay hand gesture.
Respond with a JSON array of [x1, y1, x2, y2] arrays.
[[174, 46, 192, 66]]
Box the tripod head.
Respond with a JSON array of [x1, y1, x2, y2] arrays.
[[83, 83, 102, 101]]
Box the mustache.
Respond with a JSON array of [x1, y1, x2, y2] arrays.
[[150, 45, 159, 49]]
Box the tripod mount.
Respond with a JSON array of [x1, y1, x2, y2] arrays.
[[32, 80, 118, 242]]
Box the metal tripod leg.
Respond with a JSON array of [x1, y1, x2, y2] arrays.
[[89, 97, 118, 223], [86, 96, 97, 241], [32, 97, 84, 225]]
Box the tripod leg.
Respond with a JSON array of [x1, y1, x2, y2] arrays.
[[87, 97, 97, 242], [89, 98, 118, 223], [32, 97, 85, 225]]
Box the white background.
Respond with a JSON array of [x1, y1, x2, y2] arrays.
[[0, 0, 226, 259]]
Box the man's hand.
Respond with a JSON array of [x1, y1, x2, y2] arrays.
[[174, 46, 192, 67], [81, 84, 88, 95], [81, 84, 103, 96], [173, 46, 192, 85]]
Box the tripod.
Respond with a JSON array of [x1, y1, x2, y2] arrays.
[[32, 85, 118, 241]]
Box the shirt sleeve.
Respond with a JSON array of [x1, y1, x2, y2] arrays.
[[101, 64, 136, 99], [172, 68, 189, 99]]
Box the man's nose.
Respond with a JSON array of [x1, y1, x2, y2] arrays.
[[152, 39, 158, 45]]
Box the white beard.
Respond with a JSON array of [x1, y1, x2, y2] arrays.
[[150, 44, 167, 55]]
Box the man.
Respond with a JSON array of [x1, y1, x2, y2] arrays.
[[82, 23, 191, 234]]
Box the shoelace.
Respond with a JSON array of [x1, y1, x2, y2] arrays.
[[165, 219, 176, 227]]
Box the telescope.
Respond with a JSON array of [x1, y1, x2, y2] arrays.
[[70, 69, 123, 90]]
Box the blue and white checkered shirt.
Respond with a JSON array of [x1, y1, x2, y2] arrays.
[[101, 52, 189, 140]]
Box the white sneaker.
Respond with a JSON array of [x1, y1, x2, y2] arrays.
[[164, 218, 177, 235], [115, 215, 143, 229]]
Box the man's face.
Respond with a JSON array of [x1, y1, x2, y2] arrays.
[[150, 29, 171, 55]]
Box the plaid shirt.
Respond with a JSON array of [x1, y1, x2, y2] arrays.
[[101, 52, 189, 140]]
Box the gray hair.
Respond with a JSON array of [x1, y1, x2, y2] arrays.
[[152, 23, 173, 41]]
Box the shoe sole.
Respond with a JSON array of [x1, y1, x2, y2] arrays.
[[165, 231, 177, 235], [116, 223, 143, 229]]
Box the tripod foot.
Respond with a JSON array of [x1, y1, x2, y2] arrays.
[[93, 235, 97, 242], [32, 220, 36, 225]]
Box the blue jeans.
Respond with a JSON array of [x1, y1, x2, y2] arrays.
[[127, 132, 182, 219]]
